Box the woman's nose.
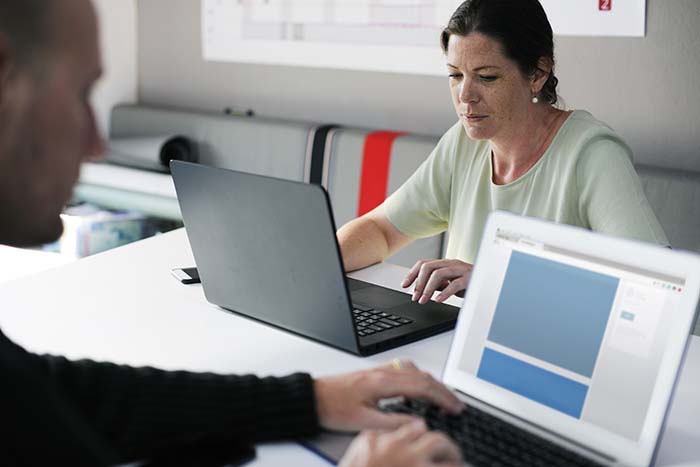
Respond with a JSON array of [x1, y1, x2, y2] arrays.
[[459, 79, 478, 104]]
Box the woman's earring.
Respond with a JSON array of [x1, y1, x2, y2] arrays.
[[531, 95, 539, 104]]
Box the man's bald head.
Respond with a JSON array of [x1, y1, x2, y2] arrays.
[[0, 0, 57, 70], [0, 0, 103, 247]]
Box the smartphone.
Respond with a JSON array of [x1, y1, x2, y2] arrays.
[[171, 267, 200, 284]]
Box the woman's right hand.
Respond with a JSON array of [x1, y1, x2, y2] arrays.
[[339, 420, 463, 467], [402, 259, 473, 304]]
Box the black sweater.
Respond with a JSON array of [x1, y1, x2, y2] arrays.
[[0, 328, 320, 466]]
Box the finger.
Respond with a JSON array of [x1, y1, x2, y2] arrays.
[[401, 260, 425, 288], [434, 276, 469, 303], [354, 407, 421, 430], [434, 279, 451, 292], [339, 430, 378, 467], [348, 429, 379, 448], [385, 418, 427, 441], [413, 432, 463, 464], [378, 359, 418, 371], [413, 260, 451, 301], [419, 266, 465, 305], [398, 360, 418, 370], [371, 369, 464, 413]]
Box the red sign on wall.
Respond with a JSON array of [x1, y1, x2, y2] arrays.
[[599, 0, 612, 11]]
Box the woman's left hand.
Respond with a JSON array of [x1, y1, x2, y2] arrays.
[[401, 259, 473, 304]]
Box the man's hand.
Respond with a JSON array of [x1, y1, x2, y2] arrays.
[[402, 259, 473, 304], [339, 420, 463, 467], [314, 361, 463, 432]]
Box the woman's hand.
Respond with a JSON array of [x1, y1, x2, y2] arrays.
[[402, 259, 473, 304], [339, 420, 463, 467]]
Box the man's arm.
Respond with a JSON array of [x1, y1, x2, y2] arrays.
[[36, 354, 319, 463], [3, 330, 462, 465], [0, 325, 319, 465], [3, 327, 316, 465]]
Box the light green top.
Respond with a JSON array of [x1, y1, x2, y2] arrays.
[[384, 110, 669, 264]]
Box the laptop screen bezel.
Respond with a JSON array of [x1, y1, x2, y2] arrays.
[[442, 211, 700, 467]]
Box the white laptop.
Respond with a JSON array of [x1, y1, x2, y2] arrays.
[[435, 211, 700, 466]]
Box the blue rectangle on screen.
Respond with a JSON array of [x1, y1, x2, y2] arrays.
[[477, 347, 589, 419], [488, 251, 619, 377]]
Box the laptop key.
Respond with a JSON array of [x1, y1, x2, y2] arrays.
[[379, 318, 400, 327], [382, 400, 604, 467], [353, 304, 374, 312]]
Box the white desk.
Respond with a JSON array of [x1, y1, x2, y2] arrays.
[[0, 229, 697, 466]]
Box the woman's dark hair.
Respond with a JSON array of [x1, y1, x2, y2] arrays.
[[440, 0, 559, 105]]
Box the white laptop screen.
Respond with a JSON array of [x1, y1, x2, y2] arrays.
[[456, 229, 684, 441]]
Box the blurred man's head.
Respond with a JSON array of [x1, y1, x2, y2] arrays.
[[0, 0, 104, 247]]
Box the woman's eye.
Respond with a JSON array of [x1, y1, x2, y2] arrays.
[[479, 75, 498, 82], [448, 73, 462, 79]]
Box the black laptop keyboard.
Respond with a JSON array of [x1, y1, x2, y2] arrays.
[[381, 399, 605, 467], [351, 304, 413, 337]]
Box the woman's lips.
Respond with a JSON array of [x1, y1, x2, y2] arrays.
[[461, 113, 488, 122]]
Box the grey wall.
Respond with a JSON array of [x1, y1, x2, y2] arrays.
[[138, 0, 700, 171]]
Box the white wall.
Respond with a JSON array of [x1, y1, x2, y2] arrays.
[[137, 0, 700, 172], [91, 0, 138, 136]]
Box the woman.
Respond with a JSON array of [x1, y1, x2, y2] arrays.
[[338, 0, 667, 305]]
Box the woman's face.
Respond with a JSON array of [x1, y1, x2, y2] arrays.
[[446, 32, 534, 142]]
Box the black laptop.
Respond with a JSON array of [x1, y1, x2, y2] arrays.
[[171, 161, 459, 356]]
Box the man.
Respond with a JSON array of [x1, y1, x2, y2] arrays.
[[0, 0, 463, 466]]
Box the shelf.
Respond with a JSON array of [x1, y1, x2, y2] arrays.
[[76, 162, 181, 220]]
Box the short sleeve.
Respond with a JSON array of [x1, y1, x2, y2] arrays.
[[383, 126, 457, 239], [576, 136, 669, 246]]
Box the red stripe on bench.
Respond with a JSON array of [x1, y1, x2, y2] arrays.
[[357, 131, 406, 217]]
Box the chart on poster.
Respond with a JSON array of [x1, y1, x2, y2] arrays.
[[202, 0, 646, 75]]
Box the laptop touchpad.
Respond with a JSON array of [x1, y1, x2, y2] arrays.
[[351, 285, 411, 310]]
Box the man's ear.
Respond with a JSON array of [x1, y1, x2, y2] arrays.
[[531, 57, 553, 95]]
